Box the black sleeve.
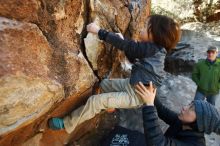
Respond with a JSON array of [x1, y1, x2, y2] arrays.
[[142, 106, 193, 146], [154, 97, 179, 125], [142, 106, 167, 146], [98, 29, 156, 62]]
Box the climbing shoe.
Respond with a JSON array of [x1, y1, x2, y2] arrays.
[[48, 117, 64, 130]]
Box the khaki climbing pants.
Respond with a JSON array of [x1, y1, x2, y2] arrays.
[[63, 78, 144, 133]]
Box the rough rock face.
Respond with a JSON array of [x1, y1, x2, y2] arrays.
[[22, 133, 43, 146], [0, 0, 150, 145], [152, 0, 220, 23], [0, 75, 63, 135], [0, 17, 64, 136], [0, 0, 39, 22], [84, 0, 149, 78], [0, 17, 52, 79]]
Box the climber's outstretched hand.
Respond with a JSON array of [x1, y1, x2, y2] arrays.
[[87, 23, 100, 34]]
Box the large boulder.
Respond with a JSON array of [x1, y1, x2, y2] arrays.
[[0, 1, 97, 145], [0, 16, 64, 145]]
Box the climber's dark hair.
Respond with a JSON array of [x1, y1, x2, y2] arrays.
[[146, 15, 181, 52]]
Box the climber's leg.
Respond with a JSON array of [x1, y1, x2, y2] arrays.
[[63, 90, 143, 133]]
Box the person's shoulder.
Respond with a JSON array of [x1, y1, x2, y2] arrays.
[[194, 59, 206, 69], [197, 59, 206, 65]]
